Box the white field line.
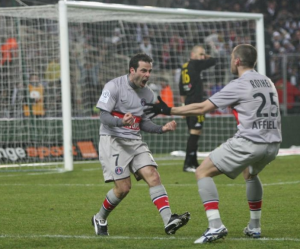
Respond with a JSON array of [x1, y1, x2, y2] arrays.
[[0, 234, 299, 242], [0, 181, 299, 187]]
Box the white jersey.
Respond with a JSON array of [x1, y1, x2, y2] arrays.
[[209, 70, 282, 143], [96, 74, 154, 139]]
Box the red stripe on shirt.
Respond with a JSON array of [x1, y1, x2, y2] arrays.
[[111, 111, 141, 130], [232, 108, 239, 125]]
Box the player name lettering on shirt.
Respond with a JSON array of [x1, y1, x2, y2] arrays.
[[250, 79, 271, 88], [252, 120, 277, 129]]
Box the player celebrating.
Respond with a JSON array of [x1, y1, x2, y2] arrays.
[[145, 44, 282, 244], [179, 45, 216, 172], [92, 53, 190, 236]]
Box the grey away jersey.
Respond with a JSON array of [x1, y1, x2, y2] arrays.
[[209, 70, 282, 143], [96, 75, 154, 139]]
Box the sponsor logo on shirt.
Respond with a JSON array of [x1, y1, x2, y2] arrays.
[[99, 90, 110, 103]]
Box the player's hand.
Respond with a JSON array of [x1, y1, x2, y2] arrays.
[[144, 96, 172, 118], [162, 120, 177, 132], [122, 113, 134, 126]]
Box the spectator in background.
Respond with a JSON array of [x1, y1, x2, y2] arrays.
[[264, 0, 278, 26], [289, 66, 299, 88], [160, 43, 171, 70], [275, 78, 300, 114], [23, 73, 45, 117], [159, 77, 174, 107], [149, 82, 159, 102], [111, 27, 123, 54], [282, 39, 295, 53], [169, 31, 185, 66], [232, 2, 241, 12], [11, 80, 24, 118], [147, 26, 161, 68], [292, 30, 300, 51], [45, 58, 60, 83], [83, 50, 101, 116], [44, 58, 61, 117], [0, 37, 18, 118], [0, 37, 18, 66], [139, 36, 153, 58], [136, 23, 149, 44]]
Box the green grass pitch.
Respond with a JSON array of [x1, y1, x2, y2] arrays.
[[0, 156, 299, 249]]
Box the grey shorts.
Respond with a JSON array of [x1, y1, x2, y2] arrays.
[[209, 137, 280, 179], [99, 136, 158, 182]]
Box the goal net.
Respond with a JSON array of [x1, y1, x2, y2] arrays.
[[0, 1, 265, 171]]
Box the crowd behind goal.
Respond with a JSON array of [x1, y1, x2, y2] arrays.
[[0, 0, 300, 119]]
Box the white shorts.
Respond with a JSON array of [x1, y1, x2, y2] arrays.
[[99, 136, 158, 182], [209, 137, 280, 179]]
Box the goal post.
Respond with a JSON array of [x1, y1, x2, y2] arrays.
[[0, 1, 265, 171], [59, 1, 73, 171]]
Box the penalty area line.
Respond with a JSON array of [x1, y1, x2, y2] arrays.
[[0, 234, 299, 242]]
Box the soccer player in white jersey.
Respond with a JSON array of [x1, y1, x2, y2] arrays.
[[145, 44, 282, 244], [92, 53, 190, 236]]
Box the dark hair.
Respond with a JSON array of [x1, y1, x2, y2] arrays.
[[129, 53, 153, 73], [233, 44, 257, 68]]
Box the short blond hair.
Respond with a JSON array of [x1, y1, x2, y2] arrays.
[[233, 44, 257, 68]]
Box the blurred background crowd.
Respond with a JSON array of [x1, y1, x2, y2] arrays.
[[1, 0, 300, 118]]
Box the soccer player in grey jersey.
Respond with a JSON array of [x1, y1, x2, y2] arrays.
[[145, 44, 282, 244], [92, 53, 190, 236]]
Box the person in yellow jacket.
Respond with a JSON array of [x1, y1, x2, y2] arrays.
[[23, 73, 45, 117]]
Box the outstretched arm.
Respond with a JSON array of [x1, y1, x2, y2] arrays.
[[171, 100, 216, 116], [144, 96, 216, 117]]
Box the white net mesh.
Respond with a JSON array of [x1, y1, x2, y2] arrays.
[[0, 6, 62, 171], [0, 3, 259, 170]]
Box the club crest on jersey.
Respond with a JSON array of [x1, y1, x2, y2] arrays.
[[141, 98, 146, 106], [115, 167, 123, 175]]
